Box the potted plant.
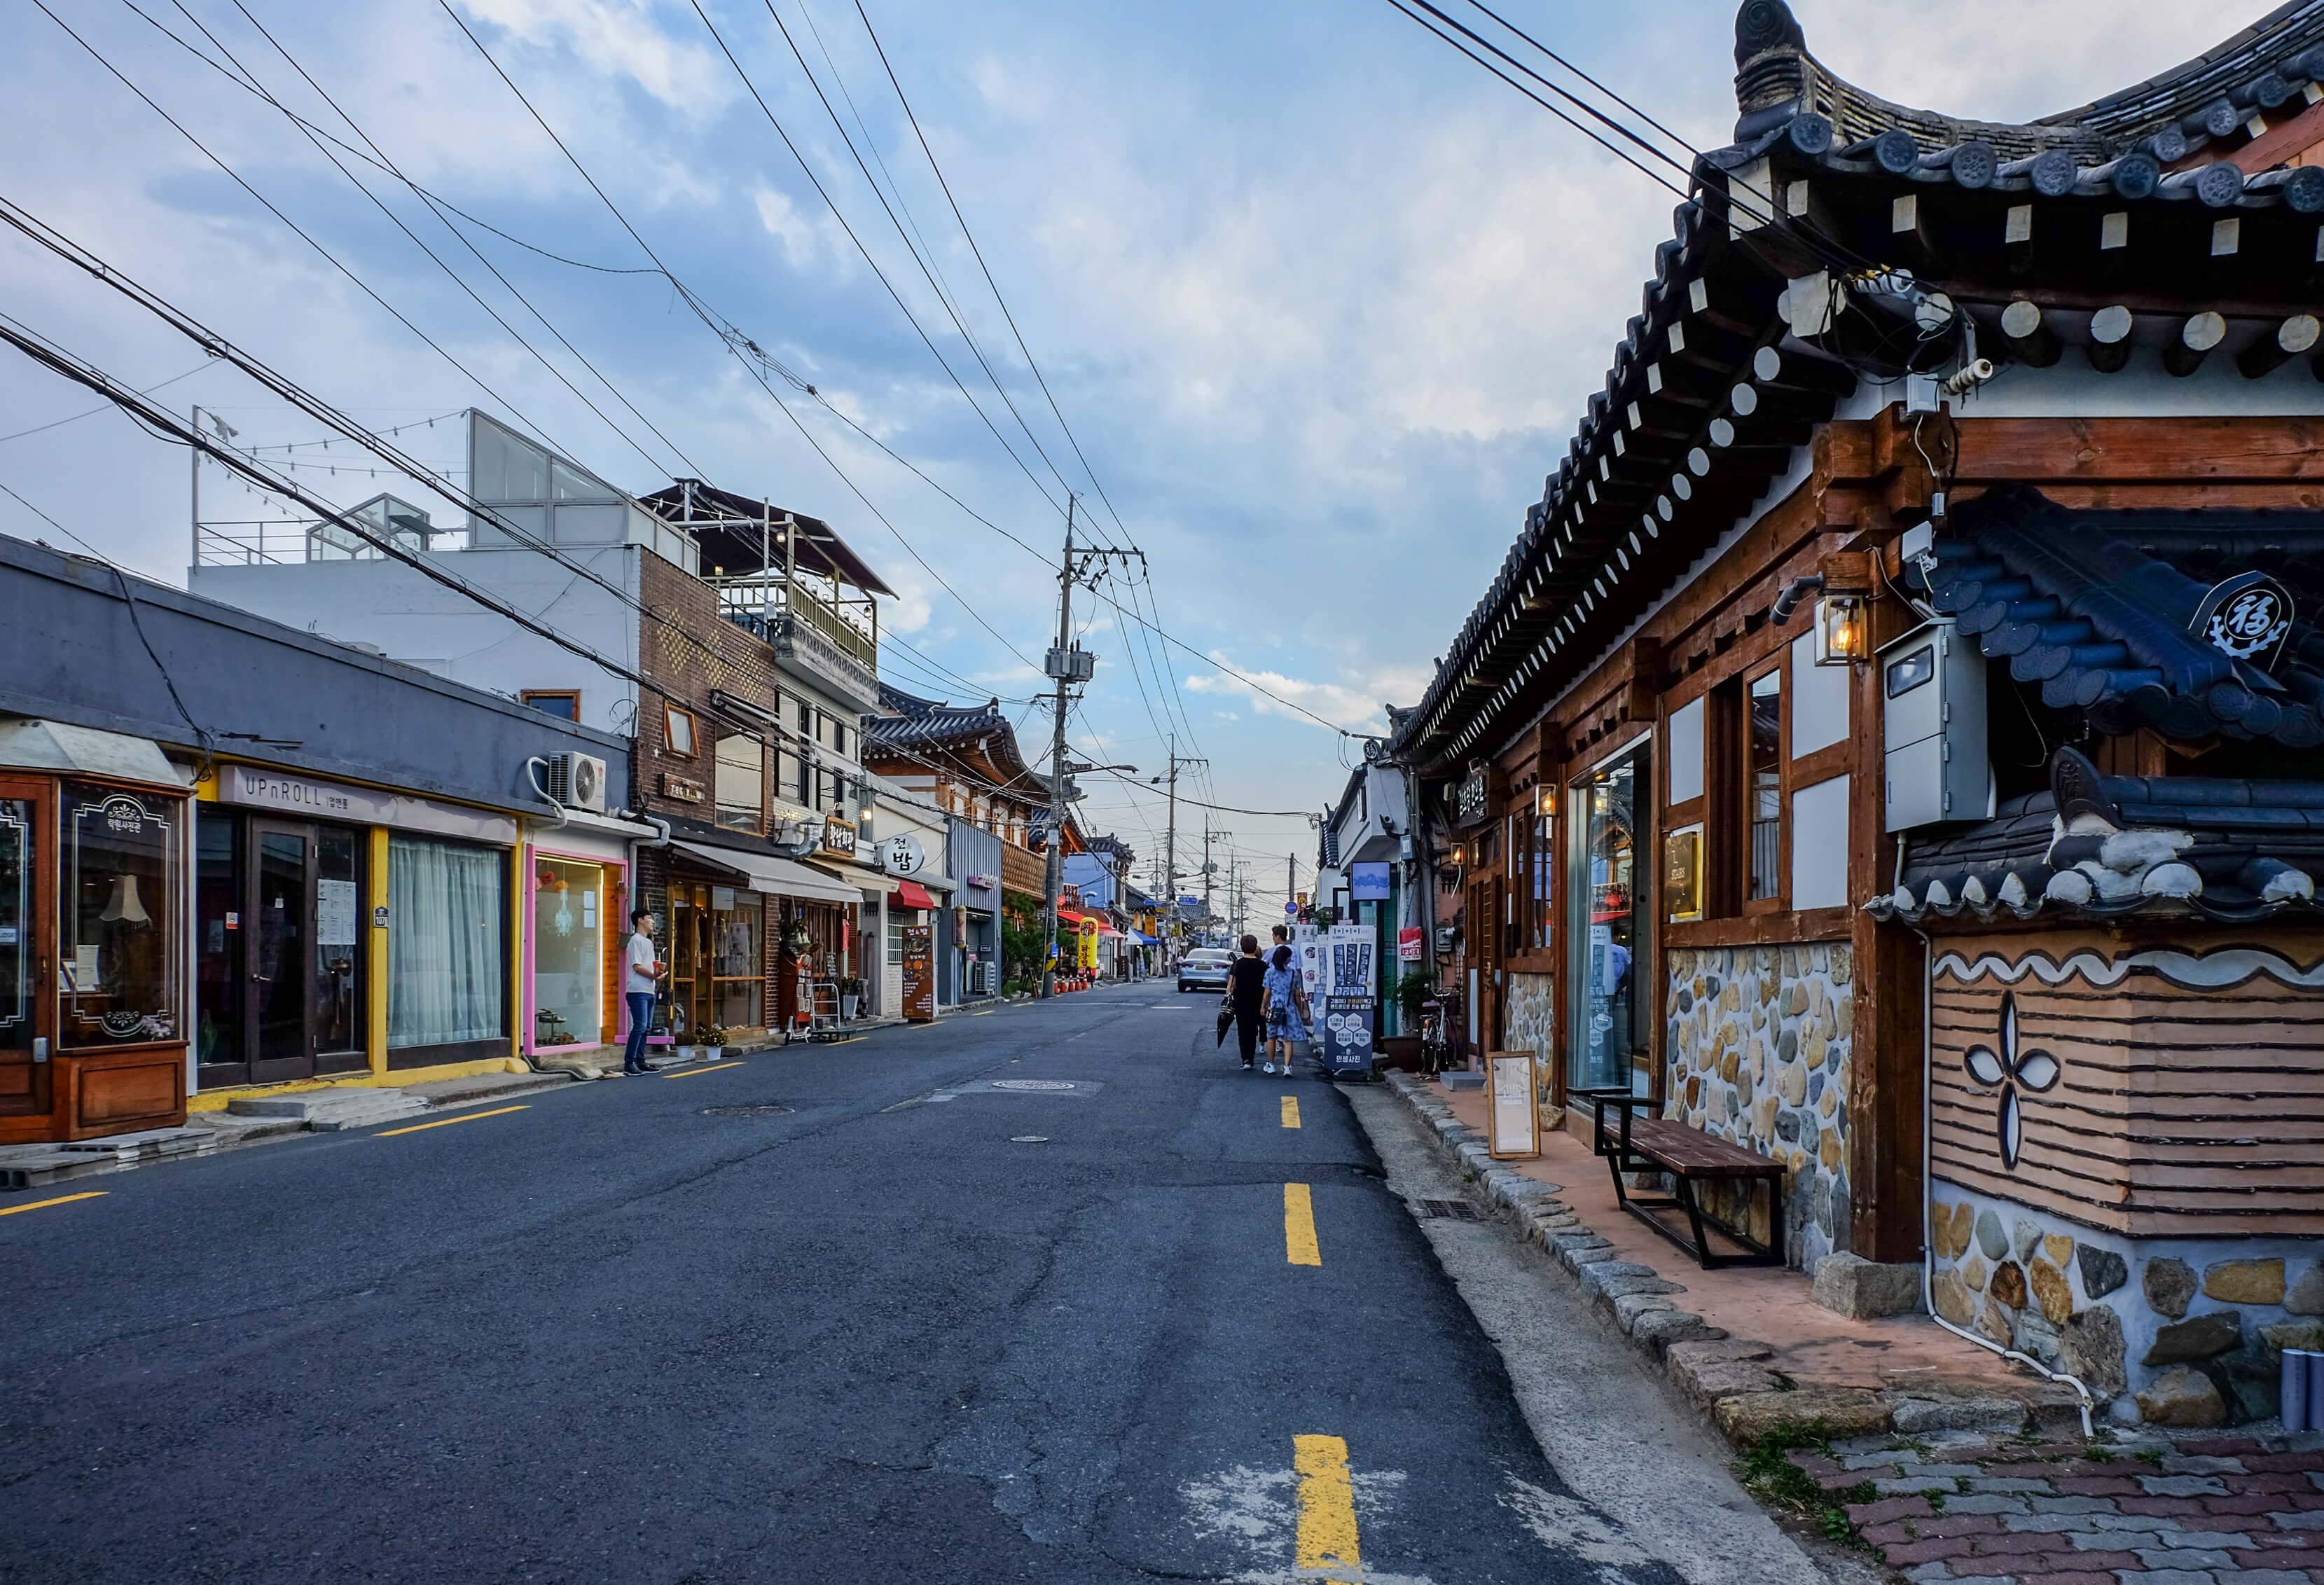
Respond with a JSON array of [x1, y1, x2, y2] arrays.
[[1376, 969, 1434, 1070], [703, 1023, 731, 1060], [841, 976, 865, 1021]]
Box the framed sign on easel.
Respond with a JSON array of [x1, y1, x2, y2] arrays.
[[1487, 1051, 1540, 1158]]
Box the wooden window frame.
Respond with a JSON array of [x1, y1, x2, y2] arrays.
[[1741, 660, 1787, 915], [521, 689, 581, 721], [664, 704, 699, 760]]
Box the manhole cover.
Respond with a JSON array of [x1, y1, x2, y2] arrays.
[[1010, 1135, 1049, 1143], [990, 1079, 1077, 1091], [699, 1104, 793, 1118]]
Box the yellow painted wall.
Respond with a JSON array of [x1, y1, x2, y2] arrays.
[[368, 826, 390, 1078]]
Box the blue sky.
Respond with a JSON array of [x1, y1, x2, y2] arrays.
[[0, 0, 2219, 907]]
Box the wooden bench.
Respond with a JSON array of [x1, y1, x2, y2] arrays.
[[1591, 1094, 1787, 1269]]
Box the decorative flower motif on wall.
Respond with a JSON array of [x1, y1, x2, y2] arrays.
[[1963, 990, 2061, 1170]]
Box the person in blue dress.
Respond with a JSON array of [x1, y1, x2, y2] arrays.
[[1261, 944, 1310, 1076]]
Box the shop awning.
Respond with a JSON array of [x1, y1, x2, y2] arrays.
[[810, 856, 897, 895], [0, 719, 184, 784], [894, 879, 937, 910], [671, 840, 860, 905]]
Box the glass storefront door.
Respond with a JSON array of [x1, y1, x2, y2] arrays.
[[1567, 739, 1651, 1098], [198, 812, 368, 1086], [0, 781, 50, 1121], [532, 857, 604, 1051]]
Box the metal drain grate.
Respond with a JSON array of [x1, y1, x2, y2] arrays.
[[699, 1103, 793, 1118], [990, 1079, 1078, 1091], [1416, 1198, 1481, 1221]]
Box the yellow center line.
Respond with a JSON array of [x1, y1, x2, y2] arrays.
[[0, 1190, 107, 1217], [831, 1037, 864, 1045], [663, 1061, 745, 1078], [376, 1105, 530, 1136], [1283, 1182, 1321, 1266], [973, 1010, 997, 1016], [909, 1021, 940, 1030], [1294, 1434, 1362, 1580], [1280, 1095, 1301, 1128]]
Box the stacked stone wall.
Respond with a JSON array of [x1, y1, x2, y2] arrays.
[[1664, 942, 1853, 1270]]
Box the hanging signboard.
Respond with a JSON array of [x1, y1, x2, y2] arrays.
[[1319, 921, 1377, 1077], [1350, 861, 1392, 901], [1397, 926, 1425, 962], [1488, 1051, 1540, 1158]]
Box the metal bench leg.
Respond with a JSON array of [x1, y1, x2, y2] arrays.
[[1605, 1147, 1633, 1212], [1673, 1173, 1714, 1267]]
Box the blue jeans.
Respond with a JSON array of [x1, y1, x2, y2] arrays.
[[623, 992, 656, 1070]]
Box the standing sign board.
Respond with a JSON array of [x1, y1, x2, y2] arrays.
[[901, 924, 934, 1022], [1488, 1051, 1540, 1158], [1320, 922, 1376, 1077]]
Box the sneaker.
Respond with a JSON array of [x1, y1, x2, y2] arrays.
[[1240, 1060, 1254, 1071]]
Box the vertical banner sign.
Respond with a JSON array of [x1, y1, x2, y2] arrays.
[[1321, 922, 1377, 1075], [902, 924, 934, 1022], [1397, 926, 1424, 962], [1294, 924, 1322, 1011]]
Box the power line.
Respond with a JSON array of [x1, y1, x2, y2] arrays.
[[0, 354, 217, 445], [852, 0, 1133, 545]]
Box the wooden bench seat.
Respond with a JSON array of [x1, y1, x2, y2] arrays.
[[1591, 1095, 1786, 1269]]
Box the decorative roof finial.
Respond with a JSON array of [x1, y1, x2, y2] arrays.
[[1735, 0, 1804, 68]]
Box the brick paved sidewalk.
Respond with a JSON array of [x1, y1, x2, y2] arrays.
[[1789, 1430, 2324, 1583]]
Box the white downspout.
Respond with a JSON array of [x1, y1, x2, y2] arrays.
[[1907, 920, 2095, 1437]]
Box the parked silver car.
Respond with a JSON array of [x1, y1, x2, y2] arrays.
[[1176, 948, 1234, 993]]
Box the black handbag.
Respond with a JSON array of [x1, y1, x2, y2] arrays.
[[1215, 989, 1235, 1046]]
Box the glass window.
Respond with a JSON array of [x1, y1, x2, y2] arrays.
[[665, 705, 696, 758], [714, 734, 764, 833], [0, 796, 32, 1058], [1746, 670, 1783, 902], [314, 826, 364, 1056], [388, 836, 505, 1053], [711, 896, 761, 1030], [473, 416, 550, 501], [887, 911, 908, 967], [61, 783, 181, 1046], [523, 691, 580, 721], [532, 857, 603, 1048], [1567, 746, 1647, 1096]]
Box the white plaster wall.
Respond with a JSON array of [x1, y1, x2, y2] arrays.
[[193, 546, 642, 742]]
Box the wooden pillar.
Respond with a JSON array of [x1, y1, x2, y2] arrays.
[[1847, 565, 1925, 1263]]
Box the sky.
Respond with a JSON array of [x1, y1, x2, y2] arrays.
[[0, 0, 2232, 915]]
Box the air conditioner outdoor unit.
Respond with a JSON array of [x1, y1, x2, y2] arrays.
[[548, 751, 609, 813], [968, 959, 993, 995]]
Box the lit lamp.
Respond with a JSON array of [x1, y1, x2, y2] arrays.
[[1814, 594, 1867, 667]]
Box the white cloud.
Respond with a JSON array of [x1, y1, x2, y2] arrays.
[[457, 0, 727, 111]]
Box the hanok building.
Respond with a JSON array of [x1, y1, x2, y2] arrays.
[[862, 685, 1081, 994], [1397, 1, 2324, 1425]]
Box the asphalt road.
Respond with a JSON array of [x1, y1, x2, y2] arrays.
[[5, 990, 1734, 1584]]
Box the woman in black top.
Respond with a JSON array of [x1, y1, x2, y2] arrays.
[[1226, 934, 1268, 1071]]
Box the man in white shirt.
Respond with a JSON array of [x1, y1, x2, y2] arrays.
[[623, 908, 667, 1075]]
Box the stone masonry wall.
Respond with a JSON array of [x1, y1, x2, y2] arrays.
[[1505, 971, 1558, 1127], [1930, 1182, 2324, 1427], [1664, 942, 1853, 1271]]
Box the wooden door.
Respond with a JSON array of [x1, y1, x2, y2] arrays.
[[0, 778, 53, 1123]]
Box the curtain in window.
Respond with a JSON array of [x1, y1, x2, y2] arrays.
[[389, 836, 504, 1048]]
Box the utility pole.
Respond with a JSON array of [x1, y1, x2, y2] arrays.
[[1154, 734, 1207, 966], [1287, 851, 1297, 924], [1201, 820, 1215, 945], [1037, 497, 1140, 998]]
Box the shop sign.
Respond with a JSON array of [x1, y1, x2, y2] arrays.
[[1397, 926, 1425, 961], [880, 833, 927, 875], [1351, 861, 1392, 900], [1320, 922, 1377, 1076], [966, 871, 999, 891], [220, 764, 516, 843], [821, 817, 859, 857], [660, 773, 705, 804], [1455, 765, 1490, 826]]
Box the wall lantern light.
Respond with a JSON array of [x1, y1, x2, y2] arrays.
[[1814, 594, 1867, 666]]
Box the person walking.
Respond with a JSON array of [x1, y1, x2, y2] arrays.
[[622, 907, 666, 1076], [1226, 933, 1268, 1072], [1261, 942, 1310, 1076]]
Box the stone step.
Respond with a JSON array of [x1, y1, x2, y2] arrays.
[[54, 1127, 216, 1160], [227, 1088, 429, 1130]]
